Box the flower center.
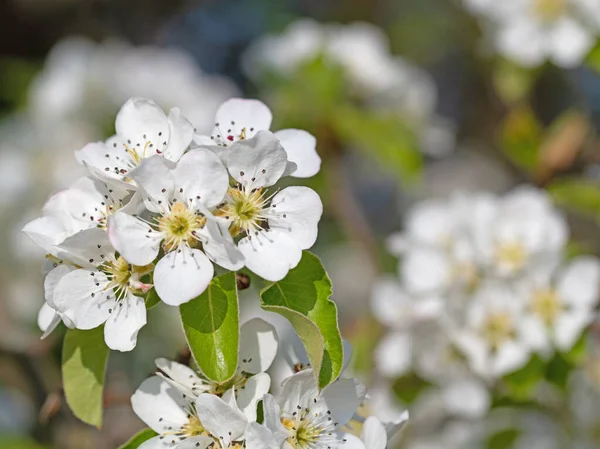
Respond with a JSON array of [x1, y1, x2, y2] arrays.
[[210, 372, 249, 396], [158, 202, 206, 252], [494, 241, 526, 273], [481, 312, 515, 349], [530, 288, 562, 325], [210, 120, 255, 147], [533, 0, 566, 22], [281, 406, 338, 449], [103, 256, 153, 299], [216, 186, 271, 237], [181, 415, 207, 438]]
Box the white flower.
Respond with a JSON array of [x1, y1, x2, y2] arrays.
[[46, 228, 151, 351], [154, 318, 279, 421], [209, 131, 322, 281], [131, 376, 248, 448], [107, 150, 242, 305], [195, 98, 321, 178], [518, 256, 600, 355], [338, 416, 389, 449], [454, 281, 531, 378], [468, 0, 600, 67], [76, 97, 194, 186], [262, 369, 366, 449]]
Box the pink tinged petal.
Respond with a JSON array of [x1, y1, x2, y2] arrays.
[[239, 318, 279, 374], [321, 377, 367, 427], [163, 107, 194, 162], [115, 97, 169, 150], [107, 212, 162, 266], [131, 376, 189, 433], [557, 256, 600, 307], [338, 433, 366, 449], [238, 230, 302, 282], [38, 303, 62, 338], [554, 310, 593, 352], [199, 220, 245, 271], [214, 98, 273, 140], [173, 149, 229, 208], [548, 17, 594, 68], [103, 295, 147, 352], [361, 416, 387, 449], [52, 269, 113, 330], [375, 332, 412, 378], [195, 394, 248, 445], [228, 131, 288, 188], [128, 156, 175, 212], [236, 373, 271, 421], [153, 246, 214, 306], [245, 422, 281, 449], [267, 186, 322, 249], [274, 129, 321, 178]]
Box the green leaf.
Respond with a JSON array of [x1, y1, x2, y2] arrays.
[[502, 355, 545, 400], [487, 429, 520, 449], [392, 373, 431, 404], [498, 105, 543, 173], [260, 252, 343, 388], [180, 272, 239, 383], [546, 353, 573, 391], [62, 327, 109, 428], [548, 178, 600, 218], [145, 288, 161, 309], [118, 428, 158, 449]]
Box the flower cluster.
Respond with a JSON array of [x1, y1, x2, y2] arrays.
[[373, 186, 600, 411], [465, 0, 600, 67], [130, 320, 406, 449], [24, 97, 323, 351]]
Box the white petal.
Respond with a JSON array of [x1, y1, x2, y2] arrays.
[[115, 97, 169, 151], [75, 141, 131, 185], [338, 433, 366, 449], [274, 129, 321, 178], [131, 376, 189, 433], [214, 98, 272, 138], [401, 248, 451, 295], [56, 227, 113, 267], [107, 212, 162, 266], [375, 332, 412, 377], [53, 269, 112, 329], [22, 216, 69, 256], [228, 131, 288, 188], [38, 303, 61, 338], [153, 246, 214, 306], [493, 340, 530, 376], [44, 265, 75, 308], [199, 219, 245, 271], [155, 358, 204, 396], [442, 378, 490, 419], [321, 377, 367, 427], [361, 416, 387, 449], [238, 230, 302, 281], [237, 373, 271, 421], [519, 315, 551, 355], [103, 295, 147, 352], [548, 17, 594, 68], [245, 422, 280, 449], [279, 370, 318, 413], [262, 394, 289, 445], [195, 393, 248, 445], [554, 310, 593, 351], [163, 107, 194, 162], [176, 436, 215, 449], [557, 256, 600, 307], [370, 277, 409, 328], [267, 186, 322, 249], [496, 19, 546, 67], [239, 318, 279, 374], [173, 149, 229, 208], [128, 155, 175, 212]]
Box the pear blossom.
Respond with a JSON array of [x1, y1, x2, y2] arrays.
[[45, 228, 152, 351], [518, 256, 600, 355], [107, 150, 243, 305], [195, 98, 321, 178], [76, 97, 194, 186], [261, 369, 366, 449], [153, 318, 279, 421], [453, 281, 531, 378], [338, 416, 392, 449], [211, 131, 323, 281], [465, 0, 600, 67], [131, 376, 248, 449]]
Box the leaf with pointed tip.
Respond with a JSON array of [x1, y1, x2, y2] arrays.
[[118, 428, 158, 449]]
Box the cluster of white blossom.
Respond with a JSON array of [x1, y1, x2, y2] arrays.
[[243, 19, 454, 157], [23, 97, 323, 352], [130, 319, 407, 449], [373, 186, 600, 419], [464, 0, 600, 67]]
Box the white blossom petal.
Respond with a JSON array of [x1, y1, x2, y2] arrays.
[[195, 393, 248, 446], [237, 373, 271, 421], [103, 295, 147, 351], [107, 212, 162, 266], [128, 155, 175, 212], [274, 129, 320, 178], [153, 246, 214, 306], [245, 422, 280, 449], [131, 376, 189, 433], [239, 318, 279, 374], [321, 377, 367, 427], [163, 107, 194, 162], [375, 332, 412, 377], [361, 416, 387, 449], [37, 303, 62, 338], [173, 149, 229, 208], [115, 98, 169, 151], [214, 98, 273, 139], [548, 17, 594, 68], [238, 230, 302, 281], [199, 219, 245, 271]]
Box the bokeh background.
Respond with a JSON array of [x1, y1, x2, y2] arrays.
[[2, 0, 600, 447]]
